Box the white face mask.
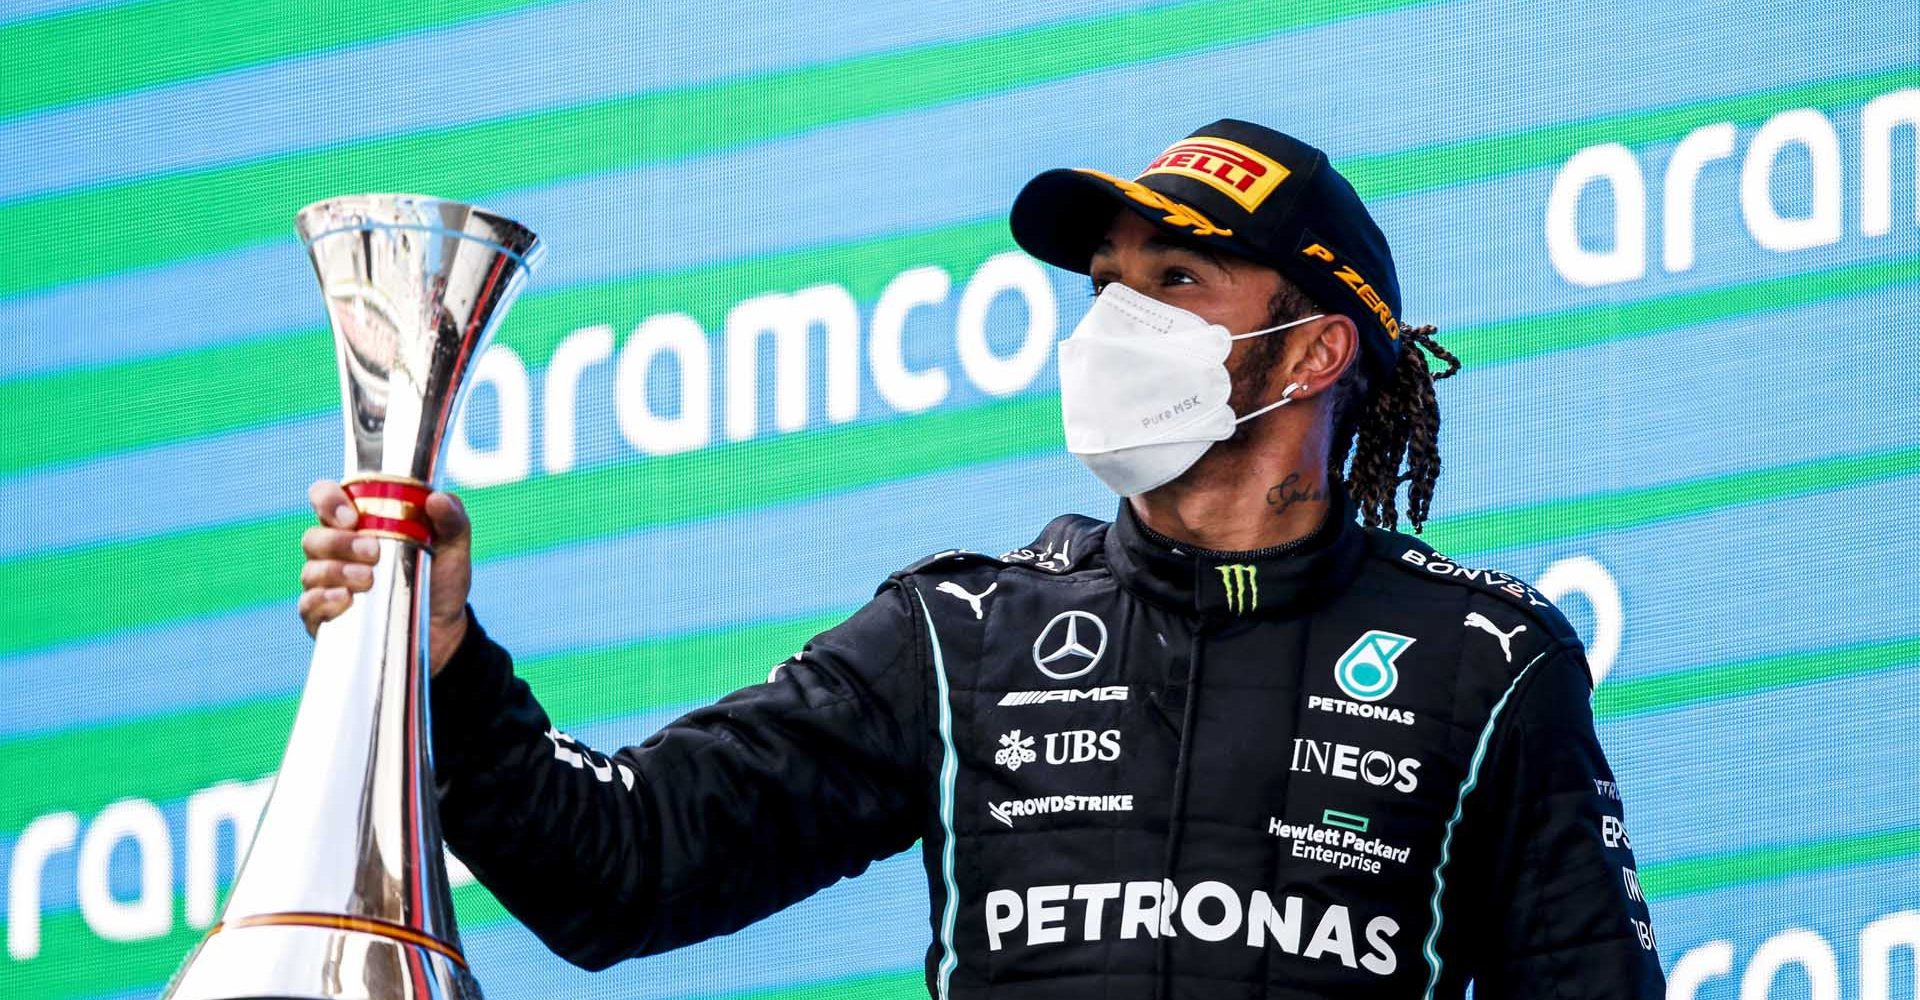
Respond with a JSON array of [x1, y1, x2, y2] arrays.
[[1057, 282, 1321, 497]]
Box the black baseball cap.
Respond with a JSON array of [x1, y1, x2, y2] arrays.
[[1010, 119, 1406, 385]]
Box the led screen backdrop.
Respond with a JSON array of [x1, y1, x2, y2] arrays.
[[2, 1, 1917, 998]]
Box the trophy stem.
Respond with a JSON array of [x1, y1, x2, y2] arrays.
[[164, 529, 478, 1000]]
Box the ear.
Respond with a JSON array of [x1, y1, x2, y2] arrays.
[[1287, 314, 1360, 397]]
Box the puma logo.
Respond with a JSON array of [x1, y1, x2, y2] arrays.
[[936, 580, 998, 620], [1463, 611, 1526, 663]]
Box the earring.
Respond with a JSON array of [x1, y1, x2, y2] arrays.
[[1282, 381, 1309, 399]]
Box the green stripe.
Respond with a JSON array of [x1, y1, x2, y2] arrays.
[[4, 383, 1914, 663], [1342, 64, 1920, 200], [4, 328, 335, 476], [2, 37, 1909, 490], [15, 13, 1907, 301], [1447, 254, 1920, 370], [707, 969, 926, 1000], [8, 448, 1917, 841], [0, 218, 1012, 476], [1419, 445, 1920, 556], [0, 611, 845, 858], [1422, 650, 1545, 999], [0, 391, 1063, 657], [0, 0, 1427, 299], [912, 587, 962, 998], [8, 224, 1911, 491], [11, 93, 1914, 482], [0, 1, 553, 120], [1641, 825, 1920, 901], [1596, 635, 1920, 722]]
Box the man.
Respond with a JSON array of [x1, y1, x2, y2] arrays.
[[299, 120, 1664, 998]]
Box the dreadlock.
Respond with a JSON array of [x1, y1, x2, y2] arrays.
[[1335, 324, 1459, 533], [1259, 282, 1462, 534]]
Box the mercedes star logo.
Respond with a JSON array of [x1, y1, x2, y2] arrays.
[[1032, 610, 1109, 680]]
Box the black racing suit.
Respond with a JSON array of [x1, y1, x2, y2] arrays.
[[429, 480, 1664, 998]]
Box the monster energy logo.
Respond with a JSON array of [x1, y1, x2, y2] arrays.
[[1217, 564, 1258, 613]]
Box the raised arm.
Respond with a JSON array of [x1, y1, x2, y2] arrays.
[[424, 589, 930, 969]]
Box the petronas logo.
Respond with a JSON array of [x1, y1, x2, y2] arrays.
[[1334, 630, 1416, 702], [1217, 564, 1258, 614]]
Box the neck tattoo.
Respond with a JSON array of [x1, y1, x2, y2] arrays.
[[1265, 472, 1327, 516]]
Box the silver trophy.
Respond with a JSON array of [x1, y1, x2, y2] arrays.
[[163, 195, 544, 1000]]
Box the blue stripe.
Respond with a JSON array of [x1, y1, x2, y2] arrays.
[[6, 0, 1909, 204], [4, 140, 1909, 385], [74, 987, 167, 1000], [0, 414, 336, 558], [1601, 666, 1920, 867], [2, 697, 759, 920], [9, 451, 1919, 743], [0, 450, 1113, 736], [1431, 284, 1920, 521], [1639, 851, 1920, 981], [0, 0, 121, 26], [1421, 649, 1546, 997], [0, 258, 1077, 548], [912, 585, 961, 999], [1476, 472, 1919, 685], [4, 274, 1914, 563]]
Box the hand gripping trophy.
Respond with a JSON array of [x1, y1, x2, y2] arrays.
[[162, 195, 544, 1000]]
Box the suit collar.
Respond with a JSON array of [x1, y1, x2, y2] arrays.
[[1104, 477, 1369, 619]]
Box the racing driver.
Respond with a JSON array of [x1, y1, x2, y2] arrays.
[[299, 120, 1665, 998]]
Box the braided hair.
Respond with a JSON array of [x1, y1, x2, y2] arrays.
[[1332, 322, 1459, 533], [1262, 282, 1462, 534]]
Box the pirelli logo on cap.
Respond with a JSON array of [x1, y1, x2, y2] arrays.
[[1139, 136, 1290, 212]]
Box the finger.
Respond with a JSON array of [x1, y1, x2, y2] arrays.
[[424, 491, 470, 549], [297, 588, 323, 636], [303, 524, 382, 562], [301, 559, 375, 592], [297, 586, 354, 635], [308, 479, 357, 529]]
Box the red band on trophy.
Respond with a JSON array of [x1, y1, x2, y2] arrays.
[[342, 476, 435, 548]]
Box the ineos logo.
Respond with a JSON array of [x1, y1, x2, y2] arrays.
[[1031, 611, 1108, 680]]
